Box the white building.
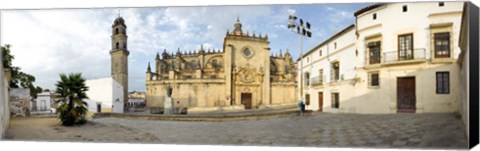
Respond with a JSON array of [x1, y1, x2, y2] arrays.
[[128, 91, 145, 107], [298, 2, 465, 114], [297, 24, 357, 113], [128, 97, 145, 106], [33, 91, 53, 112], [84, 77, 124, 113]]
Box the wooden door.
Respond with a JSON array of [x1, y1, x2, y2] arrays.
[[397, 77, 416, 113], [241, 93, 252, 109], [97, 104, 102, 113], [318, 92, 323, 112]]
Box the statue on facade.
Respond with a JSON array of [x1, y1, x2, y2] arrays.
[[167, 85, 173, 97]]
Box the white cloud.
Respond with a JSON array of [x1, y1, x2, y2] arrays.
[[2, 9, 113, 90], [287, 9, 296, 15], [1, 4, 365, 92]]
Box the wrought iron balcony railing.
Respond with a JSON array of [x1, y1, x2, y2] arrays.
[[382, 48, 426, 64], [311, 76, 324, 86]]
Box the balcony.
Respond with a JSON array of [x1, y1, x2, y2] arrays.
[[365, 48, 427, 67], [383, 48, 426, 64], [311, 76, 324, 87]]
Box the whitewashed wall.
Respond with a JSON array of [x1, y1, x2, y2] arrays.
[[356, 2, 464, 66], [299, 26, 357, 111], [112, 80, 123, 113], [84, 77, 123, 113], [353, 2, 464, 113], [35, 92, 52, 111], [0, 69, 9, 140], [298, 2, 464, 113]]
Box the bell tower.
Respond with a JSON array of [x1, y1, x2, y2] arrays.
[[110, 15, 129, 110]]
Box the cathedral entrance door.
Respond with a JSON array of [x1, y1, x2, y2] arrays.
[[241, 93, 252, 109]]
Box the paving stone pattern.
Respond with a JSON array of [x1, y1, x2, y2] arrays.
[[92, 113, 468, 149]]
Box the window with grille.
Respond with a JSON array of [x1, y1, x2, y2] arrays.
[[434, 32, 450, 58], [368, 41, 381, 64], [436, 72, 449, 94], [398, 34, 413, 60], [369, 72, 380, 87], [304, 72, 310, 86], [331, 62, 340, 81]]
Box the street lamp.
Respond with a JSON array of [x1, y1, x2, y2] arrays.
[[287, 14, 312, 107]]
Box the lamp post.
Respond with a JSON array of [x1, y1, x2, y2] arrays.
[[287, 14, 312, 107]]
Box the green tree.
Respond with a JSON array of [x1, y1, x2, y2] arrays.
[[2, 44, 43, 98], [55, 73, 89, 126], [2, 44, 14, 69]]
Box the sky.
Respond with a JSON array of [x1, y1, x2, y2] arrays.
[[0, 3, 372, 92]]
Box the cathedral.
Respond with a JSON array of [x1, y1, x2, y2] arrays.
[[145, 17, 297, 113]]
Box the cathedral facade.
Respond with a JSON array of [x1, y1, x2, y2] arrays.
[[145, 18, 297, 112]]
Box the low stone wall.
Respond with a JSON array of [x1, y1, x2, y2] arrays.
[[187, 105, 245, 113], [93, 109, 311, 122], [263, 103, 297, 109], [9, 88, 31, 117]]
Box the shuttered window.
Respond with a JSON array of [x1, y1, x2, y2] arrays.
[[398, 34, 413, 60], [368, 41, 381, 64], [368, 72, 380, 87], [330, 62, 340, 82], [436, 72, 449, 94], [304, 72, 310, 86]]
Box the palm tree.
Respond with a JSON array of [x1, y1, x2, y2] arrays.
[[55, 73, 89, 126]]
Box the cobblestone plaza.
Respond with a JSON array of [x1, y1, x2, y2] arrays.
[[91, 113, 468, 149]]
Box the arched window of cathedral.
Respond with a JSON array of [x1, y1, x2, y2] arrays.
[[116, 42, 119, 49], [123, 42, 127, 49], [115, 28, 119, 34]]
